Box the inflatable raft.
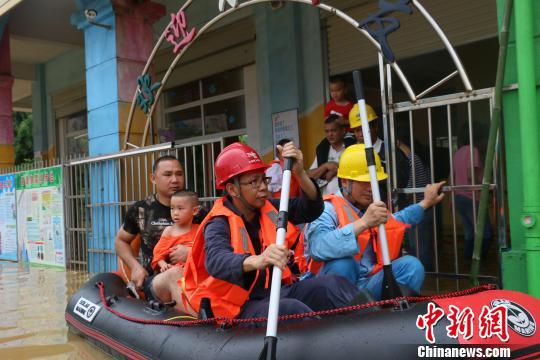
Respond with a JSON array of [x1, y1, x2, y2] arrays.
[[66, 273, 540, 359]]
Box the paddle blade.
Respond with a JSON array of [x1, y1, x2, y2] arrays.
[[380, 264, 403, 300], [258, 336, 277, 360]]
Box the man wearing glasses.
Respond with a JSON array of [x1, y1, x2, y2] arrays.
[[183, 142, 358, 321]]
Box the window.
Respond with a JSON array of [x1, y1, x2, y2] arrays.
[[162, 68, 246, 141], [58, 111, 88, 158]]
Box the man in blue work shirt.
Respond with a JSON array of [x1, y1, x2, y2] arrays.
[[304, 144, 445, 299]]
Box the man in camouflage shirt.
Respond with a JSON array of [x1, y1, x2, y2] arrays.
[[115, 155, 199, 296]]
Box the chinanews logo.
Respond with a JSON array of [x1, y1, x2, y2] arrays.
[[491, 299, 536, 337]]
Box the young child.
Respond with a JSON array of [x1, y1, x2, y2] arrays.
[[324, 76, 354, 127], [148, 190, 200, 310]]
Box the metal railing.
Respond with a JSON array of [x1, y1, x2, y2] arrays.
[[386, 88, 504, 291], [3, 94, 504, 290], [60, 136, 230, 272], [0, 134, 231, 273], [0, 158, 62, 174]]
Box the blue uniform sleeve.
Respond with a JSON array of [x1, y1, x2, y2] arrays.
[[393, 203, 424, 225], [204, 216, 250, 287], [304, 201, 359, 262]]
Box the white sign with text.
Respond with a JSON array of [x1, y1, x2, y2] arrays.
[[272, 109, 300, 157]]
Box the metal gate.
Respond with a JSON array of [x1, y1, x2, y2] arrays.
[[385, 88, 505, 291], [63, 136, 230, 273]]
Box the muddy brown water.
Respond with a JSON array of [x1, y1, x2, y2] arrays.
[[0, 261, 110, 359]]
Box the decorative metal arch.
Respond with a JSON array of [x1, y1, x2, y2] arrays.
[[123, 0, 473, 149]]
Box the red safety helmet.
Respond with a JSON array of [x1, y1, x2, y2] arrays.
[[215, 142, 269, 189]]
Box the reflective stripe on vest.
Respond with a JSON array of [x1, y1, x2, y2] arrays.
[[240, 227, 250, 253], [266, 209, 278, 227], [342, 203, 357, 224], [183, 197, 299, 318]]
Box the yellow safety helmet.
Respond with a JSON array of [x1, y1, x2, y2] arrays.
[[337, 144, 387, 182], [348, 103, 378, 129]]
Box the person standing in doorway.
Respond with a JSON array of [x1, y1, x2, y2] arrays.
[[324, 76, 354, 121], [395, 129, 434, 271], [453, 125, 493, 261], [349, 103, 385, 162], [349, 103, 409, 203], [308, 114, 355, 195]]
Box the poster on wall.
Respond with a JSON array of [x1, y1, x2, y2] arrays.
[[16, 166, 65, 267], [0, 174, 17, 261], [272, 109, 300, 158]]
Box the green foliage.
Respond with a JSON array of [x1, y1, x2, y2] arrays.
[[238, 134, 248, 145], [13, 112, 34, 165]]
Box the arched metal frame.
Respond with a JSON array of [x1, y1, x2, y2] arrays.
[[123, 0, 474, 149]]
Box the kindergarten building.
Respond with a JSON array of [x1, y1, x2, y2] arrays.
[[0, 0, 538, 297]]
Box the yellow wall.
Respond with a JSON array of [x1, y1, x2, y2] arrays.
[[0, 144, 14, 168]]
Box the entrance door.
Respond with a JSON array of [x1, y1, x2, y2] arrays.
[[386, 88, 505, 291]]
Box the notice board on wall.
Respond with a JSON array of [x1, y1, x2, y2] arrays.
[[272, 109, 300, 157], [0, 174, 17, 261], [16, 166, 65, 267]]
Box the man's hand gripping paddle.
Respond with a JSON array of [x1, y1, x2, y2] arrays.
[[353, 70, 408, 305], [259, 157, 293, 360]]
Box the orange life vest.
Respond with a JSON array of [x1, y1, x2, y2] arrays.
[[183, 197, 300, 318], [301, 194, 409, 276], [269, 160, 301, 199]]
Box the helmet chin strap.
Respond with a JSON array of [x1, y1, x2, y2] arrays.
[[341, 179, 363, 210], [233, 177, 259, 213]]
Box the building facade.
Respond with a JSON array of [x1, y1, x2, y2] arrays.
[[2, 0, 537, 296], [1, 0, 501, 163]]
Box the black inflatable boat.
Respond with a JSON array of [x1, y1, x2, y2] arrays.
[[66, 273, 540, 359]]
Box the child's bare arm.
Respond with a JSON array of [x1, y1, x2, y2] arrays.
[[151, 227, 174, 271], [161, 226, 172, 236]]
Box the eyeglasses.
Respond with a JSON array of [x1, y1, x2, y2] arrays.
[[238, 176, 272, 189]]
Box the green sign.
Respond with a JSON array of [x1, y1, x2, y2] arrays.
[[15, 166, 62, 190], [15, 165, 65, 268]]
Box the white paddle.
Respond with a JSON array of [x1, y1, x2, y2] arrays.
[[353, 70, 403, 300], [259, 157, 293, 360]]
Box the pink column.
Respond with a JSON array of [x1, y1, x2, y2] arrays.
[[112, 0, 165, 146], [0, 27, 14, 169]]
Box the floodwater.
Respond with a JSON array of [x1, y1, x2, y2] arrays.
[[0, 243, 499, 360], [0, 261, 110, 359]]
